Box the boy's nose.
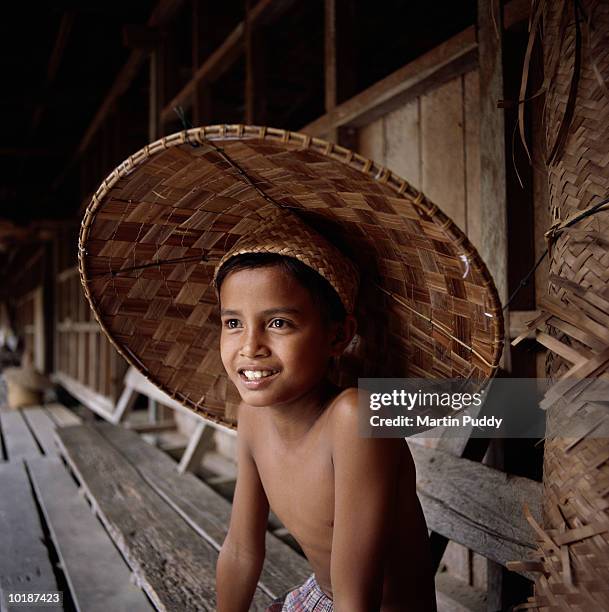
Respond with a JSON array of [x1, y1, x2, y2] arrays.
[[239, 330, 270, 358]]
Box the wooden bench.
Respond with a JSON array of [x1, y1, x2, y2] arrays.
[[66, 365, 222, 475], [1, 404, 310, 611], [0, 404, 152, 612], [55, 421, 310, 610], [1, 400, 542, 611]]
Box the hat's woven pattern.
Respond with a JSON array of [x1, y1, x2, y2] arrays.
[[79, 125, 504, 427], [213, 209, 359, 314]]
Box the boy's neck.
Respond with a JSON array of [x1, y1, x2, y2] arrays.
[[265, 379, 340, 444]]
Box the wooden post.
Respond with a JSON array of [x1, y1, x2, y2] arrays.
[[192, 0, 213, 125], [149, 50, 160, 141], [477, 1, 513, 607], [245, 0, 267, 125], [477, 0, 510, 371], [324, 0, 356, 146]]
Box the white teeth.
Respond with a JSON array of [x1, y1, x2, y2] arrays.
[[242, 370, 276, 380]]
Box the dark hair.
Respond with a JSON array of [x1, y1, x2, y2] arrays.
[[215, 253, 347, 323]]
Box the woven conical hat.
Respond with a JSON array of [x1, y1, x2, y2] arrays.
[[79, 124, 504, 429]]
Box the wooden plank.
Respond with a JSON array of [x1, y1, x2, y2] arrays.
[[51, 0, 186, 191], [324, 0, 338, 112], [88, 332, 98, 391], [0, 462, 57, 608], [304, 27, 477, 136], [27, 456, 154, 612], [0, 410, 41, 461], [421, 76, 466, 231], [478, 0, 509, 316], [93, 422, 312, 600], [464, 70, 482, 250], [125, 419, 176, 434], [45, 403, 82, 427], [55, 424, 272, 610], [160, 0, 299, 123], [21, 407, 59, 456], [409, 443, 541, 578], [245, 0, 267, 124], [191, 0, 213, 126], [357, 118, 385, 165], [33, 286, 45, 373], [123, 367, 236, 435], [324, 0, 355, 143], [383, 98, 421, 188], [77, 0, 185, 156], [304, 0, 526, 139], [98, 334, 108, 397], [177, 421, 214, 474], [112, 385, 138, 424], [53, 372, 114, 421]]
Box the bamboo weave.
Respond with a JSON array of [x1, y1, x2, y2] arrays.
[[79, 125, 503, 428], [512, 1, 609, 608]]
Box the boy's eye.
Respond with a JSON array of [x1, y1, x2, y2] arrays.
[[269, 318, 289, 329], [224, 319, 242, 329]]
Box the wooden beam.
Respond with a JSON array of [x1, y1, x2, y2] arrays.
[[29, 11, 75, 137], [504, 0, 530, 29], [191, 0, 213, 126], [304, 0, 527, 139], [53, 371, 115, 421], [324, 0, 356, 145], [177, 421, 215, 474], [51, 0, 185, 191], [305, 27, 477, 136], [245, 0, 267, 124], [410, 443, 541, 578], [80, 0, 184, 152], [160, 0, 298, 124], [478, 0, 510, 368], [324, 0, 338, 113], [121, 366, 236, 436]]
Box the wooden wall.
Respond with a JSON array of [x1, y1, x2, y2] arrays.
[[358, 70, 482, 251], [53, 227, 128, 418], [357, 67, 487, 594]]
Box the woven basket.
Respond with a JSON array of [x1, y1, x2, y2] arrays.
[[512, 1, 609, 609], [79, 125, 504, 428]]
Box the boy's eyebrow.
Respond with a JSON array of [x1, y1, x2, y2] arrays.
[[220, 307, 301, 316]]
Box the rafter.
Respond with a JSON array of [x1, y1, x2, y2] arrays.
[[51, 0, 186, 192], [159, 0, 299, 124]]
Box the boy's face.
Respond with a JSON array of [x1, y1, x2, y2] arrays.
[[219, 265, 338, 408]]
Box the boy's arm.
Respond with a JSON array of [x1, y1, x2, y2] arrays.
[[330, 389, 403, 612], [216, 405, 269, 612]]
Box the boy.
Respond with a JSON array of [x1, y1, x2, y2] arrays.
[[214, 211, 437, 611]]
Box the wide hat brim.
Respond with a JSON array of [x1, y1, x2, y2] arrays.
[[79, 124, 504, 429]]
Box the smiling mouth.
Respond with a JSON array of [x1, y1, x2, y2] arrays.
[[238, 368, 279, 381]]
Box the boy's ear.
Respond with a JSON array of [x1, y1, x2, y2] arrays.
[[330, 315, 357, 355]]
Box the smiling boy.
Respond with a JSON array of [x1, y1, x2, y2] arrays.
[[79, 124, 503, 612], [214, 214, 436, 612]]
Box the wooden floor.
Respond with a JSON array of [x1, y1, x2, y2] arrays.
[[0, 404, 309, 611]]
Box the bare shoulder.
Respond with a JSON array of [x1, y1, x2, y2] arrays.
[[328, 387, 415, 476]]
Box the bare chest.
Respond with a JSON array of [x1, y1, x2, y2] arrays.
[[253, 439, 335, 547]]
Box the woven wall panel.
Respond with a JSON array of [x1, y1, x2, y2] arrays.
[[514, 1, 609, 609]]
